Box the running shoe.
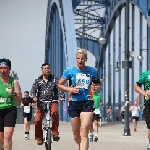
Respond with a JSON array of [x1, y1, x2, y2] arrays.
[[94, 136, 98, 142], [147, 144, 150, 150], [90, 135, 93, 142], [134, 128, 137, 132], [24, 134, 29, 140]]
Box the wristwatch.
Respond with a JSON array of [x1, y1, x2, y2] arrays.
[[13, 93, 17, 96]]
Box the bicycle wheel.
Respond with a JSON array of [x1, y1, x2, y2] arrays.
[[45, 129, 51, 150]]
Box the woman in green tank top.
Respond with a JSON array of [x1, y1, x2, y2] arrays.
[[0, 58, 22, 150]]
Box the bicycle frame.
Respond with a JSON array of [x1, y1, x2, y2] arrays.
[[43, 101, 53, 143]]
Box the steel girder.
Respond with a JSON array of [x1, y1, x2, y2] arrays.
[[72, 0, 106, 8], [45, 0, 77, 67], [74, 0, 106, 42], [103, 0, 150, 44]]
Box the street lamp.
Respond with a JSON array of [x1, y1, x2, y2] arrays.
[[88, 9, 106, 45], [79, 8, 106, 48], [87, 28, 106, 45], [114, 62, 119, 72], [114, 51, 134, 72], [137, 55, 144, 61], [98, 35, 106, 45], [98, 20, 106, 45], [137, 36, 150, 61]]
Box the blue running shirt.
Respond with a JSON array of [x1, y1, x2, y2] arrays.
[[62, 66, 98, 101]]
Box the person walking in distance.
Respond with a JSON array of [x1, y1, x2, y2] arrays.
[[0, 58, 22, 150], [107, 105, 113, 125], [21, 91, 36, 140], [58, 49, 100, 150], [30, 63, 63, 145], [121, 106, 125, 124], [134, 70, 150, 149], [129, 100, 141, 132]]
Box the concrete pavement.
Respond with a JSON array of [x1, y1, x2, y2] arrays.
[[13, 121, 148, 150]]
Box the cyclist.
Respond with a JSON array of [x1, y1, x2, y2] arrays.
[[58, 49, 101, 150], [30, 63, 62, 145], [0, 58, 22, 150], [21, 91, 36, 140]]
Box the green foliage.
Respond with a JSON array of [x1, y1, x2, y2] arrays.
[[11, 71, 19, 80]]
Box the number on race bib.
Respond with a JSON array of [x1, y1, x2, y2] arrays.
[[24, 106, 30, 113], [94, 109, 100, 114], [76, 73, 90, 89]]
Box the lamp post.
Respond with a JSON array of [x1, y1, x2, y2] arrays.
[[123, 0, 131, 136], [115, 0, 132, 136]]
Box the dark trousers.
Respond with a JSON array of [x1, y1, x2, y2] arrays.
[[34, 102, 59, 140]]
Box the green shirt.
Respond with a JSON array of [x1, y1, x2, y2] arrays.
[[0, 76, 16, 109], [137, 71, 150, 105], [93, 92, 101, 109]]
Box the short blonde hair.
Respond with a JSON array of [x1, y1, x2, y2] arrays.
[[76, 48, 88, 58]]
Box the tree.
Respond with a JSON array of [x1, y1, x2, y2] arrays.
[[11, 71, 19, 80], [10, 71, 20, 107]]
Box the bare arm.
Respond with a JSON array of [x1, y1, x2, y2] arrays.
[[138, 106, 141, 112], [31, 101, 37, 106], [58, 78, 80, 93], [129, 106, 133, 111], [106, 109, 110, 114], [20, 102, 24, 108], [58, 78, 71, 92], [134, 83, 146, 96], [14, 80, 22, 102]]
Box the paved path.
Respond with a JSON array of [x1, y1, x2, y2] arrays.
[[13, 121, 148, 150]]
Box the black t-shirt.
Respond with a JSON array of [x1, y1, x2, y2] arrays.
[[22, 97, 33, 113]]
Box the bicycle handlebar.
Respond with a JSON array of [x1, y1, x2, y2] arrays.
[[39, 99, 58, 102]]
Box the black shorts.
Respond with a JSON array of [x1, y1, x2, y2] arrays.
[[144, 105, 150, 129], [23, 113, 32, 121], [132, 116, 139, 121], [68, 100, 94, 118], [121, 112, 124, 119], [0, 106, 17, 132], [93, 114, 100, 121]]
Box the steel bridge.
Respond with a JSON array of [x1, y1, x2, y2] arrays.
[[45, 0, 150, 122]]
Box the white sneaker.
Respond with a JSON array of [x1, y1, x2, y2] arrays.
[[24, 134, 29, 140]]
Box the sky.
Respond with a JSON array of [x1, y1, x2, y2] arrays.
[[0, 0, 47, 93], [0, 0, 99, 94]]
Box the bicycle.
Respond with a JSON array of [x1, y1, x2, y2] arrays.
[[39, 97, 58, 150]]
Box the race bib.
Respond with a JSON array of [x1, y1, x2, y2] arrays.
[[94, 108, 100, 114], [24, 106, 30, 113], [0, 98, 10, 103], [76, 73, 90, 89]]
